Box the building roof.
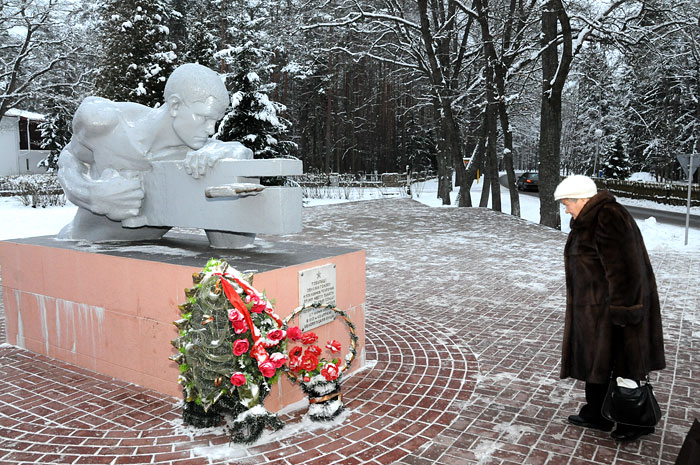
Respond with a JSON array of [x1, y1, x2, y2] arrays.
[[5, 108, 46, 120]]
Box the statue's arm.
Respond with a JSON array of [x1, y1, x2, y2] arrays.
[[183, 139, 254, 178], [57, 99, 145, 221], [58, 145, 145, 221]]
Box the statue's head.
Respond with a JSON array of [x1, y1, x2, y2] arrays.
[[164, 63, 230, 150]]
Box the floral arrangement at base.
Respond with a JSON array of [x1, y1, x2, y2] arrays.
[[283, 304, 358, 421], [170, 259, 287, 443]]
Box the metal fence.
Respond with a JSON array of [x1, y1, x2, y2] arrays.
[[593, 178, 700, 207]]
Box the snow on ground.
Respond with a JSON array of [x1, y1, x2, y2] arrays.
[[410, 175, 700, 251], [0, 174, 698, 252]]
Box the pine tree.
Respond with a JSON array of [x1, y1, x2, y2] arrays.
[[175, 0, 219, 67], [215, 0, 296, 158], [603, 137, 631, 179], [38, 94, 78, 171], [96, 0, 177, 106]]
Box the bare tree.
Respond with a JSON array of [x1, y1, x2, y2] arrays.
[[304, 0, 480, 205], [537, 0, 630, 228], [468, 0, 540, 216], [0, 0, 86, 122]]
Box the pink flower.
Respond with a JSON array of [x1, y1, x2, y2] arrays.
[[303, 376, 310, 382], [231, 319, 248, 334], [245, 294, 267, 313], [287, 326, 302, 341], [228, 308, 244, 322], [301, 332, 318, 345], [267, 329, 285, 343], [259, 360, 277, 378], [230, 372, 247, 386], [321, 363, 340, 381], [270, 352, 287, 368], [326, 339, 341, 353], [232, 339, 249, 356], [306, 345, 322, 357]]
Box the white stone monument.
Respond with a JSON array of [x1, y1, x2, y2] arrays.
[[57, 63, 301, 248]]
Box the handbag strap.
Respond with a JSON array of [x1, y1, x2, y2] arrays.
[[635, 332, 651, 384]]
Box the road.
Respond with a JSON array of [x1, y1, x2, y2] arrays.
[[499, 175, 700, 228]]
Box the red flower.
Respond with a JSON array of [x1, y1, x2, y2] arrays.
[[301, 332, 318, 345], [270, 352, 287, 368], [251, 343, 269, 363], [303, 376, 311, 382], [287, 326, 302, 341], [321, 363, 340, 381], [326, 339, 341, 353], [230, 372, 247, 386], [300, 353, 319, 371], [267, 329, 285, 343], [289, 346, 303, 358], [245, 294, 267, 313], [259, 360, 277, 378], [305, 345, 322, 357], [232, 339, 250, 356], [231, 319, 248, 334], [289, 356, 302, 372]]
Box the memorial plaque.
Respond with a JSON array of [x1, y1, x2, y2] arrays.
[[298, 264, 337, 331]]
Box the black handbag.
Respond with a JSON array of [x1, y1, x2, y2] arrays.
[[601, 377, 662, 427]]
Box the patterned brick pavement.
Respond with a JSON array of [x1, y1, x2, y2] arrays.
[[1, 198, 698, 464]]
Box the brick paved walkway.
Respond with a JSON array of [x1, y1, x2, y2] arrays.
[[1, 199, 698, 464]]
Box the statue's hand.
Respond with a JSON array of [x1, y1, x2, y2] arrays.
[[183, 140, 253, 178], [90, 168, 144, 221]]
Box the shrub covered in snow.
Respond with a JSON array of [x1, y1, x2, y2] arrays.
[[0, 174, 65, 207]]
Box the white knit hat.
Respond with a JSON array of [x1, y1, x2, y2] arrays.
[[554, 175, 597, 200]]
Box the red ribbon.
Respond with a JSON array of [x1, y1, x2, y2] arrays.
[[216, 273, 260, 344], [215, 273, 283, 372], [228, 275, 284, 328]]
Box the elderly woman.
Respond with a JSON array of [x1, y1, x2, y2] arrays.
[[554, 175, 665, 442]]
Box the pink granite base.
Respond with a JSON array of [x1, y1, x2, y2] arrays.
[[0, 236, 365, 413]]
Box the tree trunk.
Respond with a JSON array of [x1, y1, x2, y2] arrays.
[[479, 164, 491, 207], [485, 69, 501, 212], [475, 0, 519, 215], [539, 95, 562, 229], [496, 78, 519, 216], [437, 142, 453, 205], [538, 0, 572, 229]]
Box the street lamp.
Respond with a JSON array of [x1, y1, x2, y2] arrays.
[[593, 128, 604, 177]]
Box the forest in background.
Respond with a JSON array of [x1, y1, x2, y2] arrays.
[[1, 0, 698, 227]]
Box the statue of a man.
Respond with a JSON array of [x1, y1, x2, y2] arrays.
[[57, 63, 252, 241]]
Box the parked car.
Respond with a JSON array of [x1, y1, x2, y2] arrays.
[[516, 172, 539, 191]]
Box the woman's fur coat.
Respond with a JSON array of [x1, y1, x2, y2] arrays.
[[561, 191, 666, 384]]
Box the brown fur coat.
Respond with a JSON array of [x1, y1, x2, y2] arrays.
[[561, 191, 666, 383]]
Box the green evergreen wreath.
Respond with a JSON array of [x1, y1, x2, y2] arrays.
[[170, 259, 285, 443]]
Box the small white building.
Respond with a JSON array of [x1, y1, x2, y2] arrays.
[[0, 109, 50, 176]]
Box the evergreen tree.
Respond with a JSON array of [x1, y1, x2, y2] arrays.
[[620, 0, 699, 179], [562, 43, 619, 176], [175, 0, 219, 67], [215, 0, 296, 158], [96, 0, 177, 106], [38, 94, 78, 171], [603, 137, 631, 179]]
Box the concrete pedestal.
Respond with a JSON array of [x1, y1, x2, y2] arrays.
[[0, 233, 365, 413]]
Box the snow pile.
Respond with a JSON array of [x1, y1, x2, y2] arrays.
[[628, 172, 656, 182]]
